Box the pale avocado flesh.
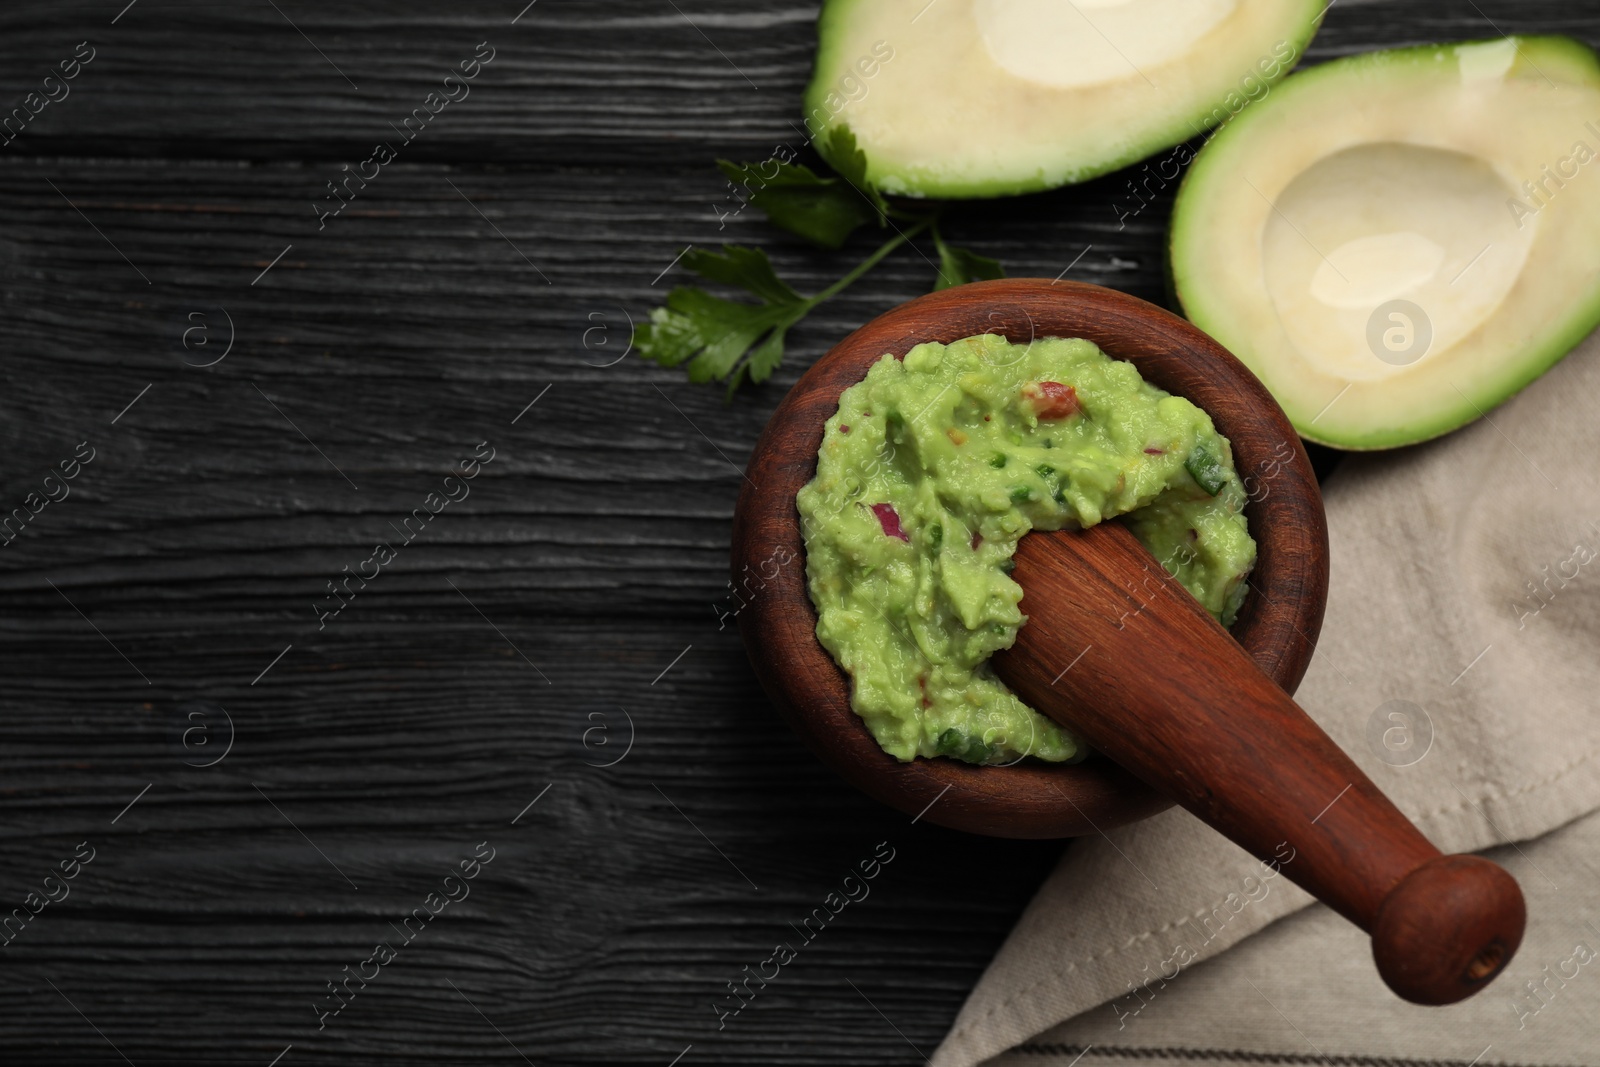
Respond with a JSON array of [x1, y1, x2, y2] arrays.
[[804, 0, 1325, 199], [1171, 37, 1600, 450]]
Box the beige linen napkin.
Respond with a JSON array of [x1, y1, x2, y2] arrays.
[[986, 807, 1600, 1066], [933, 330, 1600, 1067]]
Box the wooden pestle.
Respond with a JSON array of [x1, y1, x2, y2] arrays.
[[990, 520, 1525, 1005]]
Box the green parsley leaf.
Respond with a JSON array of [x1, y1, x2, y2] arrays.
[[715, 158, 880, 251], [933, 228, 1006, 291], [680, 245, 801, 304], [636, 245, 813, 398], [639, 214, 936, 398], [820, 124, 890, 223]]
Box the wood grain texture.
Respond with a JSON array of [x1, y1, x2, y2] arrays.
[[0, 1, 1590, 1063], [994, 521, 1523, 1004], [733, 280, 1327, 839], [0, 1, 1595, 163]]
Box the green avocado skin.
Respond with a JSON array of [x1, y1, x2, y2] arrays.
[[1169, 35, 1600, 451], [802, 0, 1327, 200]]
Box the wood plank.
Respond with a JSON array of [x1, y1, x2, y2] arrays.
[[0, 615, 1063, 1063], [0, 2, 1592, 164], [0, 155, 1073, 1065], [0, 0, 1591, 1062], [0, 158, 1177, 623]]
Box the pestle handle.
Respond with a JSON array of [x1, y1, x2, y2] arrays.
[[991, 521, 1525, 1005]]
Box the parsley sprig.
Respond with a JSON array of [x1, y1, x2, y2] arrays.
[[639, 126, 1004, 397]]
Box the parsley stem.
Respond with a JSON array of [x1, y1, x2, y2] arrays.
[[930, 221, 953, 288], [812, 214, 938, 304]]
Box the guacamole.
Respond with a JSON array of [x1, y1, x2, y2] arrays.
[[796, 334, 1256, 765]]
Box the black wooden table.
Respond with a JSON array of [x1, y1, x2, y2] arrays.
[[0, 3, 1590, 1064]]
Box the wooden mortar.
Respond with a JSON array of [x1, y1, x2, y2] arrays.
[[731, 280, 1521, 1004]]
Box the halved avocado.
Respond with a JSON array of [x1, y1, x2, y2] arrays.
[[1171, 37, 1600, 450], [805, 0, 1326, 199]]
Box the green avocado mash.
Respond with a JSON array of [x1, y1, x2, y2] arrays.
[[796, 333, 1256, 765]]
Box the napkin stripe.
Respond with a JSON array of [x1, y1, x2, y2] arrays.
[[1012, 1044, 1559, 1067]]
